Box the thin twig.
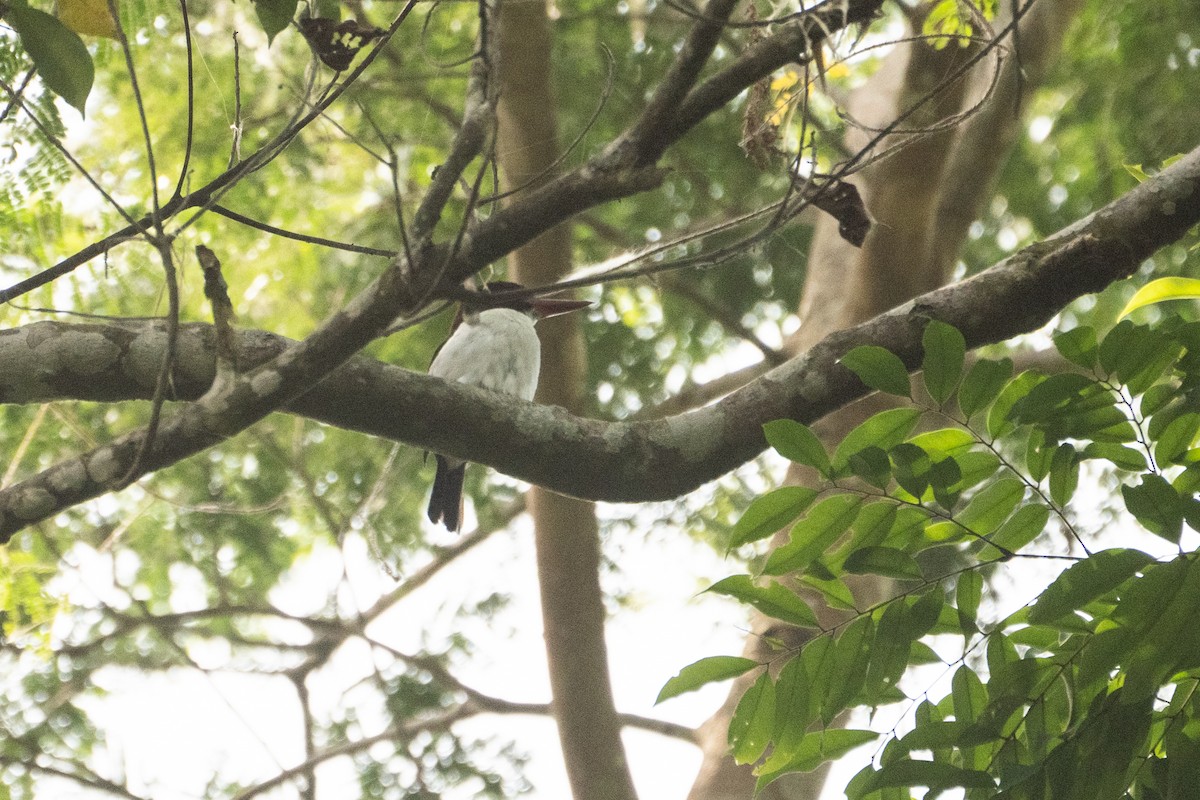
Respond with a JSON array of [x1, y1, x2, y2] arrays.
[[170, 0, 197, 200]]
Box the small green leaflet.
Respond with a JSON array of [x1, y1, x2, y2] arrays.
[[922, 320, 966, 405], [656, 656, 759, 704], [1123, 474, 1185, 543], [1054, 326, 1099, 369], [705, 575, 818, 628], [980, 502, 1050, 559], [253, 0, 300, 42], [728, 671, 775, 764], [832, 407, 923, 473], [1154, 412, 1200, 466], [755, 729, 879, 792], [843, 546, 922, 580], [840, 345, 912, 397], [849, 760, 994, 797], [763, 419, 831, 475], [958, 357, 1013, 419], [763, 494, 863, 576], [956, 569, 983, 635], [728, 486, 818, 549]]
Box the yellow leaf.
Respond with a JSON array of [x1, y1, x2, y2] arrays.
[[770, 70, 800, 92], [1119, 277, 1200, 318], [57, 0, 119, 39]]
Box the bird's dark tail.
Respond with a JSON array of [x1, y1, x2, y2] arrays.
[[428, 456, 466, 532]]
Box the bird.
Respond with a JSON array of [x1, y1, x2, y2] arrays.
[[426, 281, 591, 531]]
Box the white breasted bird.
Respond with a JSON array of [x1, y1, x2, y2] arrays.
[[427, 281, 591, 531]]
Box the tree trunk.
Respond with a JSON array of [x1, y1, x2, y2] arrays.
[[687, 2, 1086, 798], [496, 3, 639, 800]]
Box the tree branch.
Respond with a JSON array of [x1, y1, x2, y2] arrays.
[[2, 143, 1196, 539]]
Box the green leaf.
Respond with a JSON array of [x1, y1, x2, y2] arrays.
[[890, 442, 932, 498], [980, 502, 1050, 559], [656, 656, 759, 704], [1141, 382, 1179, 418], [1028, 548, 1154, 624], [1098, 319, 1138, 375], [800, 636, 837, 728], [985, 630, 1019, 685], [756, 729, 879, 792], [1124, 162, 1151, 183], [1124, 338, 1183, 397], [957, 478, 1026, 536], [848, 445, 892, 489], [958, 357, 1013, 419], [852, 760, 994, 797], [771, 650, 815, 755], [1025, 428, 1054, 482], [953, 450, 1003, 493], [951, 664, 988, 724], [253, 0, 299, 42], [882, 506, 934, 550], [843, 546, 923, 580], [841, 345, 912, 397], [1099, 321, 1177, 392], [832, 502, 898, 562], [908, 641, 943, 665], [800, 573, 857, 611], [1048, 442, 1080, 506], [862, 602, 912, 705], [1118, 556, 1200, 701], [905, 588, 945, 642], [896, 719, 968, 753], [706, 575, 818, 628], [823, 614, 874, 723], [1155, 412, 1200, 466], [1009, 372, 1097, 424], [987, 371, 1043, 438], [6, 4, 94, 113], [1077, 558, 1191, 688], [956, 570, 982, 635], [908, 427, 976, 456], [922, 321, 966, 405], [928, 456, 963, 509], [1119, 277, 1200, 318], [763, 419, 831, 476], [764, 494, 863, 576], [729, 486, 819, 549], [1123, 474, 1185, 543], [1054, 326, 1099, 369], [832, 407, 923, 473], [729, 671, 775, 764], [1080, 442, 1148, 471]]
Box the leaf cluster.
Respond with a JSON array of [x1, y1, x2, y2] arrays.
[[665, 316, 1200, 797]]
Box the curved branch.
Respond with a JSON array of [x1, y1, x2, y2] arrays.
[[2, 144, 1197, 540]]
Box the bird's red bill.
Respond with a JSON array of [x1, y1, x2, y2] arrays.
[[530, 297, 592, 318]]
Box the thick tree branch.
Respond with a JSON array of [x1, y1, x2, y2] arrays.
[[0, 0, 890, 548], [2, 144, 1196, 540]]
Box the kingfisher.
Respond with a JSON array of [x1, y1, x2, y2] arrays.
[[427, 281, 591, 531]]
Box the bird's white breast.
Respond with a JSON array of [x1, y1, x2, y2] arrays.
[[429, 307, 541, 401]]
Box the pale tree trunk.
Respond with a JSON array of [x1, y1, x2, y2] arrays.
[[687, 2, 1085, 798], [496, 3, 639, 800]]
